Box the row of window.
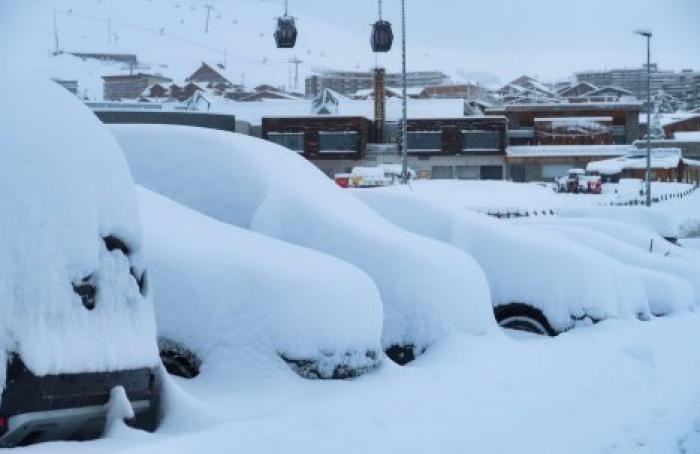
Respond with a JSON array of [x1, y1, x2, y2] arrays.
[[267, 132, 360, 153], [267, 130, 500, 153]]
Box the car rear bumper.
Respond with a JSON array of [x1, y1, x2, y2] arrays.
[[0, 355, 159, 447]]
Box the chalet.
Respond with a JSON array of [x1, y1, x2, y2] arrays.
[[587, 148, 700, 183], [102, 73, 172, 100], [498, 76, 558, 100], [486, 102, 641, 146], [558, 82, 598, 98], [583, 86, 634, 101], [186, 62, 236, 88], [506, 145, 632, 182], [663, 115, 700, 139]]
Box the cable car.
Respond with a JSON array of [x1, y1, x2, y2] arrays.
[[371, 20, 393, 52], [274, 0, 297, 49], [370, 0, 393, 53]]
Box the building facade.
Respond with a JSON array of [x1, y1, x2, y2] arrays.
[[486, 102, 641, 146], [575, 65, 699, 108], [102, 73, 172, 100], [305, 70, 449, 97]]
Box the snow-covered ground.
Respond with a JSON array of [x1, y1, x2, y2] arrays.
[[19, 313, 700, 454]]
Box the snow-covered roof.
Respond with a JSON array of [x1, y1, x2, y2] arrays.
[[507, 145, 632, 158], [587, 148, 683, 174], [534, 116, 613, 123], [674, 131, 700, 141]]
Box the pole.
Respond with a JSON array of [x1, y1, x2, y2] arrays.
[[53, 9, 60, 54], [204, 4, 213, 33], [400, 0, 408, 184], [645, 34, 652, 206]]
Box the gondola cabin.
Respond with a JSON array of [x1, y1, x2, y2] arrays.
[[371, 20, 393, 52], [275, 17, 298, 48]]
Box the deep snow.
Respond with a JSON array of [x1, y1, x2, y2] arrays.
[[112, 124, 496, 354], [136, 187, 384, 378], [17, 313, 700, 454], [0, 71, 159, 383]]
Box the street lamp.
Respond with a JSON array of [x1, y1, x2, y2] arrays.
[[400, 0, 408, 184], [635, 29, 652, 207]]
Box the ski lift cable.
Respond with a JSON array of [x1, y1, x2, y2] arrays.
[[28, 0, 295, 69]]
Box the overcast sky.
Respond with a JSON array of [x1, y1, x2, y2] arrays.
[[265, 0, 700, 83]]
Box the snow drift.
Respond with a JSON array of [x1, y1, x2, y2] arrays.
[[137, 188, 383, 378], [0, 74, 159, 386], [112, 124, 496, 360]]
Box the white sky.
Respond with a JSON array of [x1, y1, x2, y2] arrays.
[[264, 0, 700, 83]]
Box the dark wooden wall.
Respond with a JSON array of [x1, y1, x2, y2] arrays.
[[261, 117, 371, 160]]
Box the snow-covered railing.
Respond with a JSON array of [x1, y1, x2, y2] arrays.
[[604, 184, 698, 207], [482, 208, 559, 219]]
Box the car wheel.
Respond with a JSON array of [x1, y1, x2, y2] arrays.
[[494, 303, 557, 336]]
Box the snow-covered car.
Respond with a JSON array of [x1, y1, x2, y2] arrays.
[[517, 216, 700, 311], [112, 125, 496, 365], [0, 76, 161, 447], [354, 189, 693, 335], [138, 188, 384, 379]]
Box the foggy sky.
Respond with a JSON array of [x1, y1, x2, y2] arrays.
[[264, 0, 700, 82]]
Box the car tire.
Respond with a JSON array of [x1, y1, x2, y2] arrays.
[[494, 303, 557, 336]]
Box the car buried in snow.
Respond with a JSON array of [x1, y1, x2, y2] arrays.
[[354, 188, 696, 336], [0, 76, 162, 447], [136, 188, 384, 380], [556, 169, 603, 194], [111, 124, 496, 365]]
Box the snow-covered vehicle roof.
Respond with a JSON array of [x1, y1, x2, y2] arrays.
[[518, 218, 698, 316], [137, 188, 383, 378], [0, 74, 159, 385], [354, 189, 666, 334], [112, 125, 496, 362]]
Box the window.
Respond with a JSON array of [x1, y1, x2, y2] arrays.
[[455, 166, 479, 180], [268, 132, 304, 152], [431, 165, 454, 179], [480, 165, 504, 180], [407, 131, 442, 152], [462, 130, 500, 151], [319, 131, 358, 152]]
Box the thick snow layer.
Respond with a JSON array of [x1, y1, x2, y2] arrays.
[[112, 124, 496, 351], [137, 187, 383, 377], [20, 313, 700, 454], [518, 218, 698, 313], [354, 189, 652, 332], [557, 206, 681, 239], [0, 72, 158, 380]]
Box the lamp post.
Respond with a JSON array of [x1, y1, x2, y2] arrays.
[[400, 0, 408, 184], [635, 29, 652, 207]]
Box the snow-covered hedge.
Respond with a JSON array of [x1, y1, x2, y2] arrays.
[[0, 75, 159, 387], [355, 189, 660, 333], [113, 125, 495, 358], [137, 188, 383, 378]]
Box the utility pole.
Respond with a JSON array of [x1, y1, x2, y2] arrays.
[[400, 0, 408, 184], [290, 56, 303, 89], [636, 29, 653, 207], [203, 4, 214, 33], [52, 8, 61, 55]]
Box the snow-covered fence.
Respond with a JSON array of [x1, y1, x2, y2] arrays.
[[484, 208, 559, 219], [605, 184, 698, 207]]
